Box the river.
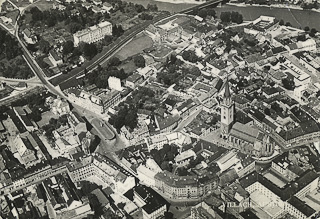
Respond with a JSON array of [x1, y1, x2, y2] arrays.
[[123, 0, 320, 29]]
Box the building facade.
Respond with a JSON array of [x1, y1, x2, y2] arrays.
[[74, 21, 112, 47]]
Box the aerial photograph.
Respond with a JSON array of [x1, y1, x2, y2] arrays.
[[0, 0, 320, 217]]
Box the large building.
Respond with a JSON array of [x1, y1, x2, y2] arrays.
[[42, 173, 93, 219], [154, 170, 218, 201], [73, 21, 112, 47], [239, 170, 319, 219], [65, 87, 121, 114], [67, 154, 135, 195]]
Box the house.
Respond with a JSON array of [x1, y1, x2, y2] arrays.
[[92, 0, 102, 5], [175, 149, 196, 166], [102, 2, 113, 12], [14, 134, 39, 167], [262, 87, 280, 99], [125, 73, 143, 89], [48, 50, 63, 67], [22, 28, 37, 44], [286, 38, 317, 53], [81, 2, 92, 10], [92, 6, 102, 13]]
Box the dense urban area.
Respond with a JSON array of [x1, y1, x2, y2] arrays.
[[1, 0, 320, 218]]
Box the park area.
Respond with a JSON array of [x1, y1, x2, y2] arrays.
[[115, 32, 153, 61]]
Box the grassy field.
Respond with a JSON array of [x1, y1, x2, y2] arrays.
[[33, 0, 55, 11], [115, 33, 153, 61]]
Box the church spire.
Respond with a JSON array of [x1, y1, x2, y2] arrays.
[[224, 75, 231, 99]]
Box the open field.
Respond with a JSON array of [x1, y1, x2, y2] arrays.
[[33, 0, 54, 11], [115, 32, 153, 60]]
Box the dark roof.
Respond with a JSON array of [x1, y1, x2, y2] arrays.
[[176, 99, 196, 112], [215, 78, 223, 91], [20, 115, 33, 127], [0, 121, 5, 132], [155, 170, 217, 188], [126, 73, 142, 83], [287, 196, 315, 217], [137, 109, 152, 116], [23, 28, 32, 38], [272, 47, 286, 54], [7, 109, 27, 133], [235, 110, 253, 124], [163, 98, 177, 107], [155, 115, 179, 130], [249, 109, 265, 123], [124, 184, 169, 214], [262, 87, 279, 96]]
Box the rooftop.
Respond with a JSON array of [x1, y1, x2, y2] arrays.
[[124, 184, 169, 214], [155, 170, 217, 188]]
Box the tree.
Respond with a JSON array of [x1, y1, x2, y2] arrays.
[[147, 3, 158, 11], [164, 212, 174, 219], [206, 8, 216, 18], [198, 9, 207, 19], [82, 43, 98, 60], [134, 55, 145, 68], [231, 11, 243, 24], [108, 57, 122, 67], [112, 24, 124, 38], [220, 12, 231, 23], [304, 26, 310, 32], [62, 40, 74, 55], [310, 28, 318, 37], [182, 50, 199, 63], [285, 22, 291, 27], [279, 19, 284, 25], [30, 7, 43, 22], [38, 39, 50, 54]]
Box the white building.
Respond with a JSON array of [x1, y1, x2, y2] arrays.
[[108, 76, 123, 91], [240, 170, 319, 219], [65, 88, 121, 115], [175, 149, 196, 166], [74, 21, 112, 47], [287, 39, 317, 54]]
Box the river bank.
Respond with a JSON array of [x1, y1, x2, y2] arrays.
[[213, 4, 320, 29], [122, 0, 320, 29], [227, 2, 320, 13], [154, 0, 204, 5]]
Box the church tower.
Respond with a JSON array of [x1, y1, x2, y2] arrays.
[[220, 78, 234, 135]]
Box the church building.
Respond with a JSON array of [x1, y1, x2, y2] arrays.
[[220, 78, 274, 158]]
